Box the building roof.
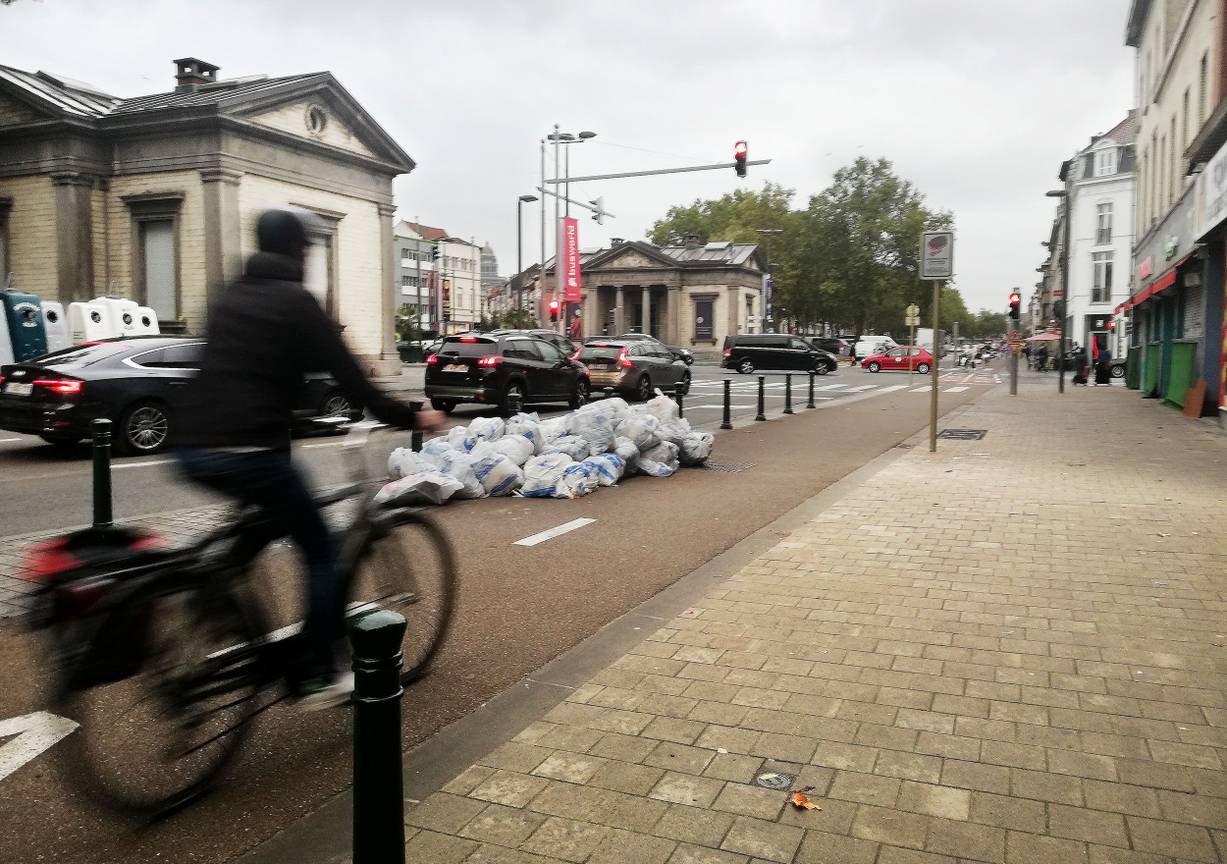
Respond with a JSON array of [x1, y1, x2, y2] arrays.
[[541, 239, 764, 272], [399, 221, 449, 242], [1125, 0, 1150, 47], [1092, 110, 1138, 146], [658, 241, 761, 266]]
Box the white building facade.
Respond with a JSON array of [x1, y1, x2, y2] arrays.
[[1064, 113, 1137, 355]]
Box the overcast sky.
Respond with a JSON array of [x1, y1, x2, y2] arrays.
[[4, 0, 1134, 311]]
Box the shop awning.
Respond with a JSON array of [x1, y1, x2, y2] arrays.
[[1122, 255, 1189, 312]]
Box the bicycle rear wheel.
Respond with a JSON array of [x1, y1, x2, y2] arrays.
[[346, 510, 457, 683], [51, 583, 266, 816]]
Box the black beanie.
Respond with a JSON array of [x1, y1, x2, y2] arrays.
[[257, 209, 309, 257]]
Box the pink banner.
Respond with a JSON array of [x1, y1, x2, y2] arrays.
[[563, 217, 582, 303]]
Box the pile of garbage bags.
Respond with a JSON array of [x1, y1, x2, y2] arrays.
[[377, 392, 715, 506]]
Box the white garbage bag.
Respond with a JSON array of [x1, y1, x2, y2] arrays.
[[446, 425, 471, 451], [537, 416, 569, 444], [679, 431, 715, 466], [521, 453, 574, 497], [612, 436, 639, 463], [583, 453, 626, 486], [435, 449, 485, 499], [570, 412, 615, 457], [488, 434, 535, 466], [572, 396, 630, 428], [543, 434, 590, 462], [421, 437, 456, 463], [634, 440, 679, 477], [387, 447, 436, 480], [558, 460, 601, 498], [373, 471, 463, 506], [615, 414, 661, 452], [472, 451, 524, 497], [639, 389, 680, 424], [467, 417, 505, 446], [505, 412, 544, 453], [658, 417, 692, 447]]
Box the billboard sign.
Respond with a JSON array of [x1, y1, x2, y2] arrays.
[[920, 231, 954, 280], [563, 217, 582, 303]]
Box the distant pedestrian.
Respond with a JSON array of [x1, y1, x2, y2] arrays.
[[850, 334, 861, 366], [569, 307, 582, 341], [1072, 346, 1088, 386], [1036, 345, 1049, 372], [1095, 344, 1112, 385]]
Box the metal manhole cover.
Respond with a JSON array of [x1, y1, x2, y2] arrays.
[[704, 462, 754, 473], [753, 770, 795, 790], [938, 429, 987, 440]]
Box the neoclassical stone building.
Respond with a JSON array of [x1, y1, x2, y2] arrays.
[[0, 58, 413, 372], [568, 239, 768, 347]]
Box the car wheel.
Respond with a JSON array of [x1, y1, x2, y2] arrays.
[[812, 364, 830, 376], [635, 375, 653, 402], [737, 359, 754, 375], [916, 362, 930, 374], [1110, 364, 1125, 379], [119, 401, 171, 455], [321, 390, 351, 418], [500, 381, 527, 417], [570, 378, 590, 410], [868, 362, 881, 372], [430, 398, 456, 414]]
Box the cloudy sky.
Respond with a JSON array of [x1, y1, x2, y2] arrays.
[[4, 0, 1134, 311]]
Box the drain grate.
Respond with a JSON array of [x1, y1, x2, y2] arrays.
[[704, 462, 754, 473], [753, 770, 795, 790], [938, 428, 987, 440]]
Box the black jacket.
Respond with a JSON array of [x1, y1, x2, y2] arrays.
[[179, 252, 416, 449]]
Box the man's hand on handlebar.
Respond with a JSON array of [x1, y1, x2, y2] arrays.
[[414, 409, 447, 433]]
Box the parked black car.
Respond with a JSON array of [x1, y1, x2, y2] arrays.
[[425, 333, 589, 415], [488, 329, 576, 357], [579, 339, 690, 401], [0, 337, 360, 455], [722, 334, 838, 375], [615, 332, 693, 365]]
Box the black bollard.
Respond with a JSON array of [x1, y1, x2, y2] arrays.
[[91, 418, 113, 529], [806, 372, 816, 409], [783, 374, 794, 415], [676, 391, 684, 419], [351, 609, 408, 864], [720, 379, 733, 430], [755, 376, 766, 422], [409, 400, 423, 452]]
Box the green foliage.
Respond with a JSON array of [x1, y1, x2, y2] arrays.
[[967, 310, 1009, 340]]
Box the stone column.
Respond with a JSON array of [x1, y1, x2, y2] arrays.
[[376, 201, 400, 374], [200, 167, 243, 309], [641, 285, 650, 334], [51, 171, 95, 304], [614, 285, 625, 335], [665, 281, 680, 345]]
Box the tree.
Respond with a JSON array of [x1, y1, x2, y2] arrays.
[[647, 183, 796, 246], [967, 310, 1008, 340]]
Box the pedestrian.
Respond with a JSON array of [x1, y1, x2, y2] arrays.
[[1036, 345, 1049, 372], [568, 307, 582, 341], [1072, 345, 1088, 386], [1095, 343, 1112, 385], [849, 334, 860, 367]]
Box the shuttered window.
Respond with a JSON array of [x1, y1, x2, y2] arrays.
[[141, 220, 176, 319]]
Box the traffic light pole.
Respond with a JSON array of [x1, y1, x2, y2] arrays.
[[1009, 314, 1019, 396], [544, 159, 772, 185], [929, 278, 941, 453]]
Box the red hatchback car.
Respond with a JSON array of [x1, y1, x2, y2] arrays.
[[862, 346, 933, 373]]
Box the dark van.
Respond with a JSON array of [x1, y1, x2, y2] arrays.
[[721, 334, 838, 375]]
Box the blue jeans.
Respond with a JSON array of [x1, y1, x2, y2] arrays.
[[175, 448, 340, 680]]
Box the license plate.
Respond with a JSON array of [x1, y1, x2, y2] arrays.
[[443, 364, 468, 373], [4, 382, 32, 396]]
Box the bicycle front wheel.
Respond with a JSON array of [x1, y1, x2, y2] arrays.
[[51, 583, 266, 816], [346, 510, 457, 683]]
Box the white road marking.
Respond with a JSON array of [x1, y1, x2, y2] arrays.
[[944, 386, 969, 393], [111, 458, 177, 470], [813, 384, 848, 391], [844, 385, 879, 392], [0, 711, 78, 782], [876, 385, 909, 393], [514, 517, 597, 547], [0, 438, 24, 444], [911, 386, 932, 392], [302, 441, 347, 449]]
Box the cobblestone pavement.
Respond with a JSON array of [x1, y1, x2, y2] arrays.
[[402, 377, 1227, 863]]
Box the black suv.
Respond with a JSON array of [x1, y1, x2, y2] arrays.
[[488, 329, 576, 357], [722, 334, 838, 375], [425, 333, 589, 415]]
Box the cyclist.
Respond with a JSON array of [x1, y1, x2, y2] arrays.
[[176, 208, 444, 709]]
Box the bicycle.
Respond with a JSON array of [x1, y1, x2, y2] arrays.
[[28, 420, 457, 816]]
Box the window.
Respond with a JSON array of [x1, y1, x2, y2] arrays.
[[1183, 87, 1190, 153], [788, 338, 810, 350], [0, 197, 10, 286], [1094, 148, 1116, 177], [133, 343, 204, 369], [123, 192, 183, 321], [1096, 203, 1112, 245], [1171, 116, 1178, 203], [693, 298, 715, 341], [1201, 51, 1209, 124], [1092, 251, 1114, 303], [1159, 135, 1167, 214], [401, 274, 411, 287]]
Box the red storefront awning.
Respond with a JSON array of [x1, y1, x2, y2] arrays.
[[1123, 255, 1189, 312]]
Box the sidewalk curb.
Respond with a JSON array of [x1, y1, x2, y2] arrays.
[[238, 399, 976, 864]]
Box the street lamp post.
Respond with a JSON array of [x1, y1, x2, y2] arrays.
[[756, 228, 783, 333], [517, 194, 537, 317], [546, 127, 597, 335], [1045, 188, 1069, 394]]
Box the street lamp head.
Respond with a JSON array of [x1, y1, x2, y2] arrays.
[[577, 130, 597, 140], [1045, 190, 1067, 198], [519, 194, 538, 203]]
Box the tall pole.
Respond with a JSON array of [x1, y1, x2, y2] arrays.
[[929, 278, 941, 453], [553, 124, 563, 335], [1058, 191, 1069, 394], [516, 199, 524, 315], [565, 145, 571, 218], [540, 139, 546, 327]]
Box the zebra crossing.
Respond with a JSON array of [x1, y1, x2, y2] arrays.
[[686, 373, 993, 398]]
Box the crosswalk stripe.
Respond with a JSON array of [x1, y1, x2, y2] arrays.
[[845, 385, 878, 392], [814, 384, 848, 391], [944, 386, 969, 393], [876, 385, 908, 393], [910, 386, 931, 392]]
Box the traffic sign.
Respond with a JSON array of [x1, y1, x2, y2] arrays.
[[920, 231, 954, 280], [1008, 330, 1021, 345], [906, 304, 920, 318], [905, 315, 920, 326]]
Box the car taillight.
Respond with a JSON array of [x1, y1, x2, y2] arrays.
[[617, 349, 633, 369], [477, 355, 503, 368], [426, 354, 438, 365], [723, 348, 731, 357], [33, 379, 83, 396]]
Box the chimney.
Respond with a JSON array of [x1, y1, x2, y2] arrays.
[[684, 234, 703, 248], [610, 237, 625, 247], [173, 57, 219, 92]]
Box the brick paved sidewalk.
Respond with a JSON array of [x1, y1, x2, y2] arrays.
[[402, 377, 1227, 863]]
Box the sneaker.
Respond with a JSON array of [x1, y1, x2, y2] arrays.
[[297, 672, 355, 711]]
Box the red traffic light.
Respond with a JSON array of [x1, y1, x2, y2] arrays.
[[1107, 319, 1116, 330], [734, 140, 748, 178], [1009, 291, 1020, 304], [734, 141, 747, 157], [548, 299, 559, 310]]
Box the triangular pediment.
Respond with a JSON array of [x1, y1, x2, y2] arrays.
[[587, 242, 678, 271], [244, 95, 375, 158], [0, 91, 42, 124]]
